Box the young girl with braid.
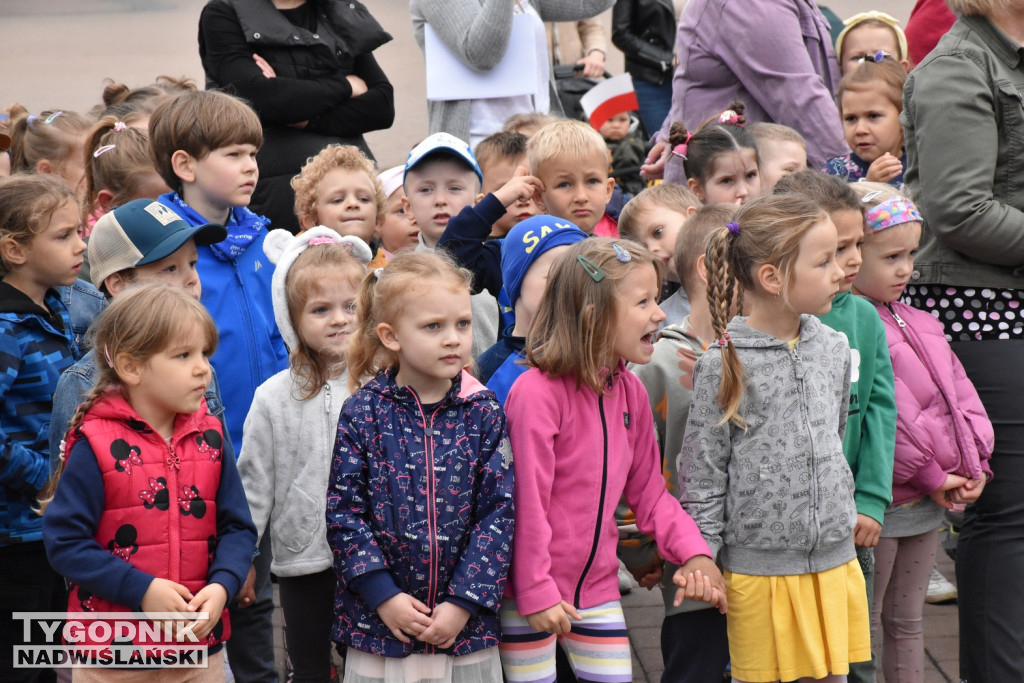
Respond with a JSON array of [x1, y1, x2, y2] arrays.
[[678, 194, 871, 683], [41, 285, 256, 679]]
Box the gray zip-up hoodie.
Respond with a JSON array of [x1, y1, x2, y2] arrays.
[[678, 314, 856, 576]]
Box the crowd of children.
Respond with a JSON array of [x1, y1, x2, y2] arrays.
[[0, 7, 991, 683]]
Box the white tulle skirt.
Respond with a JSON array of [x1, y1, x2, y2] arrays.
[[343, 647, 502, 683]]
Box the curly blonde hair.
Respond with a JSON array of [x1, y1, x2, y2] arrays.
[[291, 145, 385, 226]]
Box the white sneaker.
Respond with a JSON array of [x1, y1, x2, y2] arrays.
[[925, 567, 957, 603]]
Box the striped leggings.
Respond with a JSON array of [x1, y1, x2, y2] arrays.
[[499, 599, 631, 683]]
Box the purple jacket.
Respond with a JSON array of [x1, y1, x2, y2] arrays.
[[658, 0, 846, 182], [326, 369, 513, 658], [874, 301, 993, 506]]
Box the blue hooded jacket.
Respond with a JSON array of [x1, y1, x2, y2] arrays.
[[0, 283, 80, 544], [158, 193, 288, 452]]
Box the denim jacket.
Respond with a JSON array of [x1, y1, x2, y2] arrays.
[[48, 349, 233, 475], [904, 14, 1024, 289], [57, 280, 107, 351]]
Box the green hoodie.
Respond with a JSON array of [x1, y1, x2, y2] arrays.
[[818, 290, 896, 524]]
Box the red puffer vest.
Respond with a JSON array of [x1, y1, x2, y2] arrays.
[[63, 391, 230, 649]]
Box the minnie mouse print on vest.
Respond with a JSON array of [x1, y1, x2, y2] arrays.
[[62, 389, 229, 651]]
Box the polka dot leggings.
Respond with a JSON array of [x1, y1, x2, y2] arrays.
[[871, 528, 940, 683]]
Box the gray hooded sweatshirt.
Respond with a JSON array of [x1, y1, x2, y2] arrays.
[[678, 315, 856, 576]]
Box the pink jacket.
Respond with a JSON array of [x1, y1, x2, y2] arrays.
[[504, 361, 710, 615], [874, 301, 993, 505]]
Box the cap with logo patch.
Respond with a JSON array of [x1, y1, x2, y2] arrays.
[[88, 199, 227, 289]]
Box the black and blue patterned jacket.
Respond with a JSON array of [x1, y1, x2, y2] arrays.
[[0, 283, 79, 545]]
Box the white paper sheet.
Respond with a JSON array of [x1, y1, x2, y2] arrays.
[[424, 14, 538, 102]]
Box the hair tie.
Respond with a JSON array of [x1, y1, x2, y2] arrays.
[[103, 344, 114, 368], [373, 267, 384, 280], [718, 110, 741, 126], [93, 144, 116, 158], [671, 132, 693, 160], [577, 255, 605, 283], [26, 114, 36, 125], [43, 111, 64, 124], [612, 243, 631, 263], [864, 196, 922, 232], [716, 332, 732, 347], [726, 221, 741, 236], [112, 121, 128, 132], [308, 236, 338, 246]]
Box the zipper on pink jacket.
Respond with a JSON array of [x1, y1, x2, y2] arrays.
[[886, 304, 972, 475], [574, 393, 610, 607]]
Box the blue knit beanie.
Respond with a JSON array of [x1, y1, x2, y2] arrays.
[[501, 215, 588, 308]]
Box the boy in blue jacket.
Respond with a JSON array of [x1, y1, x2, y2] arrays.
[[149, 89, 286, 683]]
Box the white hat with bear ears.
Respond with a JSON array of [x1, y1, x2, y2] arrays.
[[263, 226, 373, 351]]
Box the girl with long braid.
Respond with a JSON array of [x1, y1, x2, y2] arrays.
[[677, 194, 871, 683], [41, 285, 256, 678]]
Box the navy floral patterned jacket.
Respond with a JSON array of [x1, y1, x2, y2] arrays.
[[326, 368, 514, 658]]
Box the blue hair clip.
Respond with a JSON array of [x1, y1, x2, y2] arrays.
[[43, 111, 64, 124], [859, 50, 890, 64], [612, 243, 631, 263]]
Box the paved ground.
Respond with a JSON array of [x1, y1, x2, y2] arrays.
[[621, 551, 961, 683]]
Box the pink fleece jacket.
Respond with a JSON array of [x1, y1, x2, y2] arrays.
[[504, 361, 710, 615], [874, 301, 994, 505]]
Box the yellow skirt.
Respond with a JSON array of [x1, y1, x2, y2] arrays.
[[725, 559, 871, 682]]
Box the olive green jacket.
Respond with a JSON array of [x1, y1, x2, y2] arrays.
[[903, 14, 1024, 289]]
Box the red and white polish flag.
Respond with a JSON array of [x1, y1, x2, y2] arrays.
[[580, 73, 639, 131]]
